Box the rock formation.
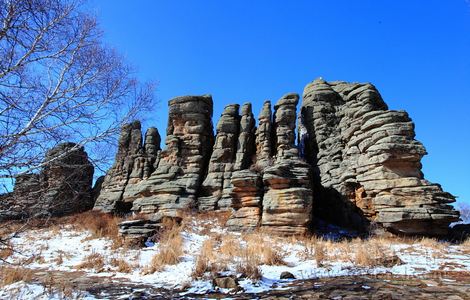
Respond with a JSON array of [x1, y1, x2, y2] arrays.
[[199, 104, 241, 211], [0, 143, 94, 220], [93, 121, 161, 213], [301, 79, 459, 235], [88, 78, 459, 237], [95, 96, 214, 217], [260, 94, 313, 235]]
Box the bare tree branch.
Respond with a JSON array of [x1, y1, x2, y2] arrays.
[[0, 0, 156, 192]]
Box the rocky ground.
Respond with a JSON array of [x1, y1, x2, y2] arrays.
[[1, 212, 469, 299]]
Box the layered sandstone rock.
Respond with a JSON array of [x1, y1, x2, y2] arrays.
[[90, 80, 458, 238], [260, 94, 313, 235], [233, 103, 256, 171], [255, 101, 274, 168], [225, 169, 263, 230], [199, 104, 240, 211], [301, 79, 459, 235], [128, 95, 214, 217], [94, 121, 160, 213], [41, 143, 95, 216], [199, 102, 257, 211], [0, 143, 94, 220]]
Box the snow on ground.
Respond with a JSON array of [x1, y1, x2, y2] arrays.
[[1, 215, 470, 297], [0, 281, 96, 300]]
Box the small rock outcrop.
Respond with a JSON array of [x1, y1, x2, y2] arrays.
[[0, 143, 94, 220], [301, 79, 459, 235]]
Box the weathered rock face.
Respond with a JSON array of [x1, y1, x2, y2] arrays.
[[301, 79, 459, 235], [90, 79, 459, 237], [260, 94, 313, 235], [255, 101, 274, 168], [199, 102, 257, 211], [0, 143, 94, 220], [225, 169, 263, 230], [127, 95, 214, 217], [41, 142, 95, 216], [94, 121, 161, 213], [199, 104, 241, 211]]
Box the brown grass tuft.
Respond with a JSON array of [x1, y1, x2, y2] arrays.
[[461, 237, 470, 254], [0, 267, 33, 287], [0, 245, 13, 260], [73, 211, 121, 240], [192, 239, 217, 278], [110, 258, 133, 273], [236, 254, 262, 280], [76, 252, 105, 272], [243, 233, 287, 266], [144, 220, 184, 273]]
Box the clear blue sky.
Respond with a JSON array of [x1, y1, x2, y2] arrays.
[[88, 1, 470, 207]]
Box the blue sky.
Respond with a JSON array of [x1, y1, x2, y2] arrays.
[[88, 1, 470, 206]]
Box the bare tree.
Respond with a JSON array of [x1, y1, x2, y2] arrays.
[[0, 0, 154, 192]]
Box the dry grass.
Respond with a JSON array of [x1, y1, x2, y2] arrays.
[[0, 244, 13, 260], [236, 257, 262, 280], [242, 233, 287, 266], [219, 234, 242, 258], [0, 267, 33, 287], [110, 258, 133, 273], [76, 252, 105, 272], [69, 211, 121, 240], [461, 238, 470, 254], [144, 220, 184, 273], [192, 239, 219, 278], [184, 210, 231, 235], [296, 235, 407, 268]]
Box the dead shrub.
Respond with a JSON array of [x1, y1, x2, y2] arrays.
[[0, 267, 32, 287], [76, 252, 105, 271]]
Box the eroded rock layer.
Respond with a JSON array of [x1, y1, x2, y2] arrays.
[[301, 79, 459, 235]]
